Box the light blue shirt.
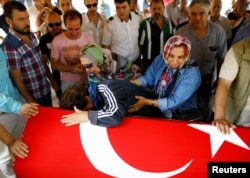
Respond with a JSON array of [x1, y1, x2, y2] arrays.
[[0, 48, 21, 113], [137, 54, 201, 113]]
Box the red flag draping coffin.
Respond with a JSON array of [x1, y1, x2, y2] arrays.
[[13, 106, 250, 178]]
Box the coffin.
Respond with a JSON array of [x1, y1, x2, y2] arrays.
[[13, 106, 250, 178]]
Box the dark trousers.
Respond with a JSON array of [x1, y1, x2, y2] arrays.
[[197, 75, 213, 122]]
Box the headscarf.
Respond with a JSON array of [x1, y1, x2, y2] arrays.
[[79, 44, 113, 82], [156, 35, 191, 98], [79, 44, 104, 65], [163, 35, 191, 69]]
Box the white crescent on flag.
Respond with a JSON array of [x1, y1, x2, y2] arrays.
[[80, 122, 193, 178]]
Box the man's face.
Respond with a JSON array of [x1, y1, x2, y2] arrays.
[[7, 9, 30, 35], [85, 0, 98, 15], [59, 0, 72, 14], [46, 13, 62, 36], [189, 4, 209, 30], [130, 0, 137, 12], [65, 18, 82, 39], [115, 1, 130, 21], [150, 2, 164, 21], [210, 0, 222, 18]]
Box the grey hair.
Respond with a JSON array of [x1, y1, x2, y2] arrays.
[[189, 0, 210, 11]]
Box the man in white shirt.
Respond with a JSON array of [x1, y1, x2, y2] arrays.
[[82, 0, 107, 45], [102, 0, 141, 62]]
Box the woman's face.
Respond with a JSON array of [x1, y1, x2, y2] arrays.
[[80, 56, 100, 74], [166, 46, 187, 68]]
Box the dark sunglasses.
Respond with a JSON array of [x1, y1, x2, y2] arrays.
[[86, 3, 98, 8], [82, 63, 94, 69], [48, 22, 61, 28]]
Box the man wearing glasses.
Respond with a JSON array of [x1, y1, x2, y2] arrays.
[[39, 11, 63, 102], [81, 0, 107, 46]]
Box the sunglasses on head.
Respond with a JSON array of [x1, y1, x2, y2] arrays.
[[48, 21, 61, 28], [82, 63, 94, 69], [86, 3, 98, 8]]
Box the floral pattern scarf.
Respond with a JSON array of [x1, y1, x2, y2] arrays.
[[156, 35, 191, 98]]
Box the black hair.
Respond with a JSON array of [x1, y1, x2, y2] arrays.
[[114, 0, 131, 4], [63, 9, 82, 26], [4, 1, 27, 19], [60, 82, 89, 110]]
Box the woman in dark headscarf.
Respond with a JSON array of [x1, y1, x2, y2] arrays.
[[130, 35, 202, 121]]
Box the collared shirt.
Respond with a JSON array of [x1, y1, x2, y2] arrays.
[[102, 12, 141, 61], [81, 13, 107, 45], [3, 30, 50, 99], [208, 15, 232, 40], [138, 55, 201, 113], [219, 46, 250, 126], [139, 17, 173, 60], [175, 22, 227, 77]]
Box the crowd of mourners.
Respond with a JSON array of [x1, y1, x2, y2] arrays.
[[1, 0, 250, 177]]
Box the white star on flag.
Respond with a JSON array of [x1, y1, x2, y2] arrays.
[[188, 124, 250, 157]]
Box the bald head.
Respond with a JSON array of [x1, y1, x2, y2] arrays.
[[210, 0, 222, 19], [45, 11, 62, 36]]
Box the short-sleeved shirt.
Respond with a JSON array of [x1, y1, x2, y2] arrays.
[[219, 48, 250, 126], [102, 12, 141, 61], [208, 15, 232, 40], [39, 32, 54, 56], [139, 17, 173, 60], [81, 13, 107, 46], [175, 22, 227, 77], [50, 32, 95, 82], [3, 31, 50, 99]]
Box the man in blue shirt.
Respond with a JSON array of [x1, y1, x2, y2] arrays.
[[0, 47, 38, 178]]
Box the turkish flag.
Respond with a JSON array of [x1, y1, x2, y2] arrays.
[[13, 106, 250, 178]]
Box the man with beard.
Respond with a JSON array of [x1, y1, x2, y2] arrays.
[[138, 0, 173, 73], [39, 11, 63, 102], [2, 1, 52, 106], [81, 0, 107, 46]]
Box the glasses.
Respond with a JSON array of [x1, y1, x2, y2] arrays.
[[82, 63, 94, 69], [86, 3, 98, 8], [48, 22, 61, 28]]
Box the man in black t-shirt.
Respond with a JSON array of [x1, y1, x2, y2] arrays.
[[39, 11, 63, 101]]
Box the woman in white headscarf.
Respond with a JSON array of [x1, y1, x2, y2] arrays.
[[130, 35, 202, 121]]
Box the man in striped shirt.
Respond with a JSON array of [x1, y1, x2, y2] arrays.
[[138, 0, 173, 73]]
